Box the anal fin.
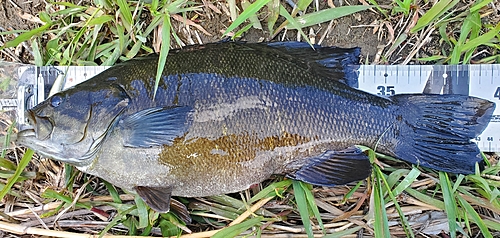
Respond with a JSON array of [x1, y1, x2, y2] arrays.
[[288, 147, 372, 186]]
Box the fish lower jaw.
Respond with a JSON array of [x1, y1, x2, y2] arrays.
[[35, 149, 92, 166], [17, 137, 95, 167], [18, 129, 36, 138]]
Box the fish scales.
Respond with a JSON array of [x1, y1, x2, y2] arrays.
[[17, 42, 495, 215], [87, 60, 391, 196]]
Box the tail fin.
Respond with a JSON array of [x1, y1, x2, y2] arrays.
[[383, 94, 495, 174]]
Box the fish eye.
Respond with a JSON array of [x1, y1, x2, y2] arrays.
[[50, 95, 63, 107]]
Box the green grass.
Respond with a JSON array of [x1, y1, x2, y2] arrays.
[[0, 0, 499, 237]]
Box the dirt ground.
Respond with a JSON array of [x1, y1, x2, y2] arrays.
[[1, 1, 499, 64], [0, 0, 395, 64], [0, 0, 46, 62], [0, 0, 45, 32]]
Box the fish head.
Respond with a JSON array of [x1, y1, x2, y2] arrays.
[[17, 83, 130, 165]]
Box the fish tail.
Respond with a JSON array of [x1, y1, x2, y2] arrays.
[[381, 94, 495, 174]]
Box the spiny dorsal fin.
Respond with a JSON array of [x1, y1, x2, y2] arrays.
[[265, 42, 360, 87]]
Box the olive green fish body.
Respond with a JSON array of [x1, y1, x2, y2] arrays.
[[82, 72, 394, 197], [73, 44, 394, 197]]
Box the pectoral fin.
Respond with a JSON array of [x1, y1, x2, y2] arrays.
[[119, 106, 193, 147], [288, 147, 372, 186]]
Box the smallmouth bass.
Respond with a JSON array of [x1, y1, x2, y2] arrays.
[[17, 42, 495, 217]]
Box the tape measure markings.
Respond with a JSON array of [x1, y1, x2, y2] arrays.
[[358, 64, 499, 152]]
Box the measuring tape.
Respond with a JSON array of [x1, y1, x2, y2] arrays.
[[3, 64, 500, 152], [358, 64, 500, 152]]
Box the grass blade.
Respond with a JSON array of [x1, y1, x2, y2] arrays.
[[1, 122, 15, 159], [301, 182, 324, 234], [296, 0, 313, 11], [439, 172, 458, 238], [158, 218, 180, 237], [31, 40, 43, 66], [99, 206, 136, 238], [241, 0, 262, 30], [212, 217, 263, 238], [266, 0, 280, 32], [377, 167, 415, 237], [134, 195, 149, 228], [483, 219, 500, 231], [411, 0, 459, 33], [470, 0, 494, 12], [41, 189, 92, 209], [418, 55, 447, 61], [450, 11, 480, 64], [293, 5, 372, 29], [154, 14, 171, 100], [323, 226, 362, 238], [458, 23, 500, 53], [278, 5, 311, 46], [249, 179, 291, 203], [166, 0, 198, 14], [0, 158, 16, 171], [224, 0, 270, 35], [233, 24, 253, 38], [103, 181, 122, 203], [0, 23, 52, 51], [115, 0, 133, 31], [102, 42, 122, 66], [372, 166, 390, 238], [391, 167, 420, 197], [88, 15, 114, 26], [386, 168, 409, 188], [0, 149, 34, 201], [342, 180, 363, 204], [457, 195, 493, 238], [293, 180, 314, 238], [126, 41, 143, 59]]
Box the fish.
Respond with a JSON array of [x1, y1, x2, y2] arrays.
[[16, 42, 495, 218]]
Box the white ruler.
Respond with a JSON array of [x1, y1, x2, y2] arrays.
[[2, 64, 499, 152], [358, 65, 500, 152]]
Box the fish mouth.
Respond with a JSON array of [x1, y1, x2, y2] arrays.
[[17, 120, 59, 157], [25, 110, 54, 141], [17, 123, 68, 164], [18, 128, 36, 138], [16, 128, 66, 162]]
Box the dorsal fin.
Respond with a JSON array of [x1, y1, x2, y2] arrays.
[[265, 42, 361, 88]]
